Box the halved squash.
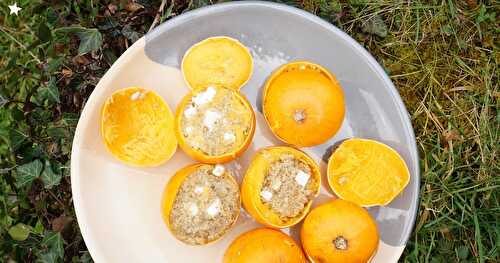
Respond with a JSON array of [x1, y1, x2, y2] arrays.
[[182, 36, 253, 91], [175, 86, 255, 163], [100, 87, 176, 167], [327, 138, 410, 207], [161, 163, 240, 245], [241, 146, 320, 228]]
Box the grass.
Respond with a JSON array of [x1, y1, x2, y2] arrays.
[[0, 0, 498, 262]]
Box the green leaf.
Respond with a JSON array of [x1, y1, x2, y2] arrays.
[[457, 245, 470, 259], [77, 28, 102, 55], [34, 219, 45, 234], [15, 159, 43, 188], [44, 78, 60, 103], [61, 113, 79, 127], [42, 232, 64, 260], [47, 57, 64, 73], [56, 26, 103, 55], [361, 15, 388, 38], [41, 160, 62, 189], [37, 23, 53, 43], [122, 25, 140, 43], [8, 223, 31, 241], [37, 83, 60, 104], [9, 128, 29, 151], [37, 251, 59, 263], [46, 126, 67, 139], [78, 251, 92, 263]]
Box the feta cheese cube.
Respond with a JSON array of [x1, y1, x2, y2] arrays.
[[183, 106, 197, 118], [212, 164, 225, 176], [203, 110, 221, 130], [206, 199, 220, 217], [192, 86, 216, 106], [223, 132, 236, 143], [194, 186, 204, 194], [295, 170, 310, 187], [260, 190, 273, 201], [130, 91, 141, 101]]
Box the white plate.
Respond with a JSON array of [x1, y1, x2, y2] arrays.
[[71, 2, 419, 262]]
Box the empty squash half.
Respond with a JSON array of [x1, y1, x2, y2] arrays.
[[161, 163, 240, 245], [175, 86, 255, 163], [241, 146, 320, 228], [327, 138, 411, 207], [263, 61, 345, 147], [100, 87, 177, 167], [223, 228, 306, 263], [301, 199, 379, 263], [182, 36, 253, 91]]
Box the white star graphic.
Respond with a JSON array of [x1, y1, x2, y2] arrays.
[[8, 2, 22, 15]]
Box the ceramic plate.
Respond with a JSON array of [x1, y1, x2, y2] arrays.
[[71, 2, 420, 262]]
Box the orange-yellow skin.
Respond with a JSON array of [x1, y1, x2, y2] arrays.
[[174, 87, 256, 164], [328, 138, 410, 207], [241, 146, 321, 228], [100, 87, 177, 167], [161, 163, 241, 245], [301, 199, 379, 263], [263, 61, 345, 147], [182, 36, 253, 91], [223, 228, 306, 263]]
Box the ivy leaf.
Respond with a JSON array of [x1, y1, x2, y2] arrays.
[[9, 128, 29, 151], [41, 160, 61, 189], [78, 251, 93, 263], [56, 26, 103, 55], [47, 57, 63, 73], [37, 23, 53, 43], [15, 159, 43, 188], [122, 24, 140, 43], [77, 28, 103, 55], [362, 14, 388, 38], [46, 126, 67, 140], [37, 250, 59, 263], [38, 78, 60, 104], [8, 223, 31, 241], [41, 232, 64, 260]]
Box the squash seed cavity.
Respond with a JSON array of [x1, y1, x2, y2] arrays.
[[260, 154, 317, 219], [181, 87, 252, 156], [169, 165, 239, 245]]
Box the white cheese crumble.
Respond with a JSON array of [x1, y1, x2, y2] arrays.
[[130, 91, 141, 101], [203, 110, 221, 130], [212, 165, 225, 177], [260, 190, 273, 201], [188, 203, 199, 216], [223, 132, 236, 143], [206, 199, 220, 217], [192, 86, 216, 106], [183, 106, 197, 118], [194, 186, 204, 194], [295, 170, 310, 187]]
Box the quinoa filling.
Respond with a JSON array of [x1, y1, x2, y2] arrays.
[[260, 154, 317, 219], [180, 87, 252, 156], [169, 165, 239, 245]]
